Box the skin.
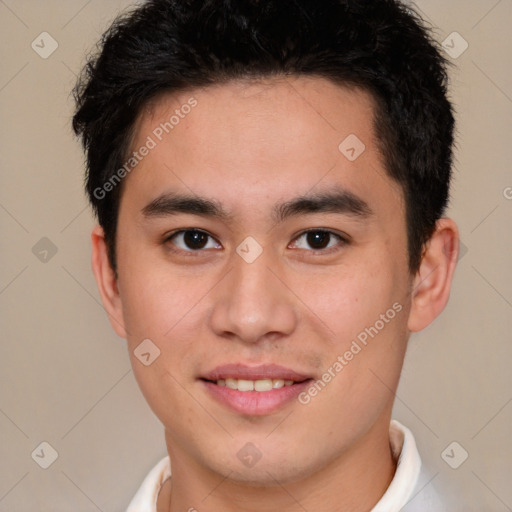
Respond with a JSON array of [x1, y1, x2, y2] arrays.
[[91, 76, 459, 512]]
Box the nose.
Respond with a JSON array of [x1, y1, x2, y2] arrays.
[[209, 247, 298, 345]]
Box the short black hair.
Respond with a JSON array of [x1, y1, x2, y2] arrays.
[[72, 0, 455, 274]]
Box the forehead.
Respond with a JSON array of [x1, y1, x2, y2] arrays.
[[140, 76, 377, 153], [123, 76, 403, 222]]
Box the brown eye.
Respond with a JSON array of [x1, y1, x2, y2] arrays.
[[291, 229, 348, 253], [166, 230, 221, 252]]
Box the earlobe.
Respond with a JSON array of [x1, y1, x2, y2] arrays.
[[91, 225, 127, 338], [407, 218, 459, 332]]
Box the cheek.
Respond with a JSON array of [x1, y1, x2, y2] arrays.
[[304, 258, 399, 344], [117, 248, 195, 341], [303, 252, 409, 401], [117, 249, 207, 377]]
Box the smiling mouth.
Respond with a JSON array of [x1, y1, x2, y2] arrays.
[[200, 368, 314, 415], [201, 377, 311, 392]]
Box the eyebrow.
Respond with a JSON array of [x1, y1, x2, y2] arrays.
[[141, 186, 373, 224]]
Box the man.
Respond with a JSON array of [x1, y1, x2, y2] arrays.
[[72, 0, 459, 510]]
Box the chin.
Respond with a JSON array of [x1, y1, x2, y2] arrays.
[[210, 449, 317, 487], [228, 466, 309, 487]]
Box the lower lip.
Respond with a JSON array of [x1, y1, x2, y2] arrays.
[[202, 380, 312, 416]]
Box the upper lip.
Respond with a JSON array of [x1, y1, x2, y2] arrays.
[[201, 364, 312, 382]]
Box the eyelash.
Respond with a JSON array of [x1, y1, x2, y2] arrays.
[[163, 228, 349, 257]]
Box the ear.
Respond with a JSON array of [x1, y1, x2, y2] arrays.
[[407, 218, 459, 332], [91, 225, 127, 338]]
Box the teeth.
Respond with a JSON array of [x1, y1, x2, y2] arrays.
[[273, 379, 285, 389], [216, 378, 295, 391], [238, 379, 254, 392], [225, 378, 237, 389], [254, 379, 273, 391]]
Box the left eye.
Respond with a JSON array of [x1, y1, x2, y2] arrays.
[[290, 229, 346, 252]]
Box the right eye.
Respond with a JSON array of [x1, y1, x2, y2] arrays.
[[164, 229, 222, 254]]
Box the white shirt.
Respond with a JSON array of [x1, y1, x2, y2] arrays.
[[126, 420, 445, 511]]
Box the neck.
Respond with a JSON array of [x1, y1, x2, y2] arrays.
[[160, 414, 396, 512]]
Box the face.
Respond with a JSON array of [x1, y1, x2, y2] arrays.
[[107, 76, 416, 484]]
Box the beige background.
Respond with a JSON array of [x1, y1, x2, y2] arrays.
[[0, 0, 511, 510]]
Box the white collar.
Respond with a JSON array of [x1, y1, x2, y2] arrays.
[[370, 420, 421, 511], [126, 420, 422, 512]]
